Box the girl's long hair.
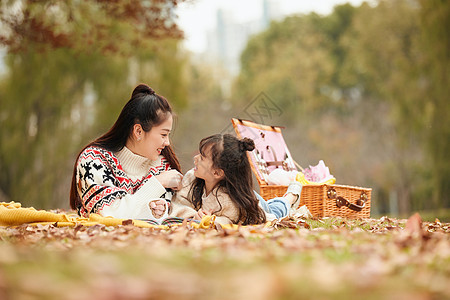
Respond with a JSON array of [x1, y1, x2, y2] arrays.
[[69, 84, 181, 210], [189, 134, 266, 225]]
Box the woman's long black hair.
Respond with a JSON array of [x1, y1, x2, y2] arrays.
[[189, 134, 266, 225], [70, 84, 181, 210]]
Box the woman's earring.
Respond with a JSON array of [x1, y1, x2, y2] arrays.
[[137, 137, 141, 141]]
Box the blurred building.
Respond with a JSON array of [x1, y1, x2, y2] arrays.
[[205, 0, 283, 76]]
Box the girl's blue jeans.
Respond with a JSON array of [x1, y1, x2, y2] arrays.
[[255, 191, 290, 219]]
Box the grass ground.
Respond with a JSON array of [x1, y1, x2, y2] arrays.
[[0, 216, 449, 300], [373, 208, 450, 223]]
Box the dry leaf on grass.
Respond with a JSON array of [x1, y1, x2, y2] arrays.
[[405, 213, 423, 235]]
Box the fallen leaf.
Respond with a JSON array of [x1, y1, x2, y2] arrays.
[[405, 213, 423, 235], [122, 219, 133, 226]]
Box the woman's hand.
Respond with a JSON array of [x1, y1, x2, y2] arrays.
[[155, 170, 183, 190], [149, 199, 167, 219]]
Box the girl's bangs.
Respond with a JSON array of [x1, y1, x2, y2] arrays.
[[199, 135, 223, 159], [199, 137, 214, 156]]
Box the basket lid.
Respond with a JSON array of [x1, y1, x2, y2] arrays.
[[231, 118, 297, 185]]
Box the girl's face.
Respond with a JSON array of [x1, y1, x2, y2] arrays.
[[136, 114, 173, 161], [193, 145, 218, 183]]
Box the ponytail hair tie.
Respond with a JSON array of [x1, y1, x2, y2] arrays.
[[239, 138, 255, 152], [132, 84, 156, 97]]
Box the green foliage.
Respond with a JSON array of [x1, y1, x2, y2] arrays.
[[341, 0, 426, 214], [0, 0, 185, 55], [235, 5, 357, 117], [345, 0, 450, 209], [236, 14, 334, 117], [418, 0, 450, 208]]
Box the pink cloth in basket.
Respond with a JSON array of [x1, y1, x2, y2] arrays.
[[303, 160, 334, 183]]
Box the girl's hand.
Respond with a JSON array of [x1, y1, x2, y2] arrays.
[[194, 208, 212, 220], [149, 199, 167, 219], [155, 170, 183, 190]]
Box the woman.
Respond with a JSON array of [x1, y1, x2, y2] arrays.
[[70, 84, 183, 221]]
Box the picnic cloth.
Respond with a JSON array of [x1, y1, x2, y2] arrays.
[[0, 201, 225, 229]]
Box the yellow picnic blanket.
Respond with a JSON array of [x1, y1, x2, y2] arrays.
[[0, 201, 224, 229]]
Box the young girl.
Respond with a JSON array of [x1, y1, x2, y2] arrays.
[[70, 84, 183, 221], [170, 134, 302, 225]]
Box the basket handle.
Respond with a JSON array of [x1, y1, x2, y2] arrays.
[[327, 188, 368, 212], [335, 196, 365, 211], [264, 145, 295, 171]]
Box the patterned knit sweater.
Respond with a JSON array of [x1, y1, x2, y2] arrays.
[[75, 146, 170, 219]]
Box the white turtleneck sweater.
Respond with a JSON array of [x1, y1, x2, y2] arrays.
[[75, 145, 169, 219]]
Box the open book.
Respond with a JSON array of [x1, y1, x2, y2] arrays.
[[138, 216, 187, 226], [138, 190, 200, 226]]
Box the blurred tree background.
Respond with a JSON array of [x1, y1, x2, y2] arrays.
[[0, 0, 189, 208], [0, 0, 448, 218], [233, 0, 449, 217]]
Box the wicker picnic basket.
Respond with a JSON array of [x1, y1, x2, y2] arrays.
[[231, 118, 372, 219]]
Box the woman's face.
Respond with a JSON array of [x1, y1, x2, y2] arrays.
[[137, 114, 173, 161]]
